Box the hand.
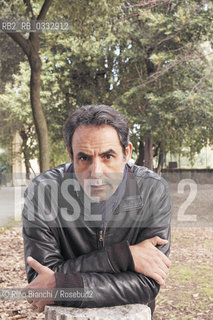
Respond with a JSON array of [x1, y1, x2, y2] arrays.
[[129, 236, 171, 286], [23, 256, 56, 312]]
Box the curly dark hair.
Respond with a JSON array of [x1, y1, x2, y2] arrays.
[[63, 105, 130, 157]]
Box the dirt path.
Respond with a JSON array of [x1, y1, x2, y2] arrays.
[[155, 227, 213, 320]]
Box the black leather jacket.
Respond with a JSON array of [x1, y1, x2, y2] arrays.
[[22, 162, 172, 309]]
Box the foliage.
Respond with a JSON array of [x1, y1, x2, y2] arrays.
[[0, 0, 123, 168], [110, 0, 213, 166], [0, 60, 68, 167], [0, 63, 38, 170], [0, 34, 26, 93], [0, 0, 213, 169]]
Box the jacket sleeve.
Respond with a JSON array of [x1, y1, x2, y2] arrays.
[[23, 224, 133, 280], [54, 177, 172, 308], [54, 225, 170, 308], [23, 176, 171, 308], [22, 181, 134, 283]]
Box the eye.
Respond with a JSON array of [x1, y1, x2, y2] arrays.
[[104, 154, 113, 160], [79, 155, 89, 161]]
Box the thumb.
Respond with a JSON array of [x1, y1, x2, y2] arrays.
[[27, 256, 44, 274], [151, 236, 168, 246]]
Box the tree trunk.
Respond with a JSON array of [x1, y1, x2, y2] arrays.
[[136, 139, 144, 166], [143, 49, 155, 171], [7, 0, 53, 172], [19, 127, 30, 179], [144, 135, 153, 170], [156, 149, 165, 175], [29, 53, 50, 172]]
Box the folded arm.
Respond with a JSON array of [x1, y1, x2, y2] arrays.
[[22, 176, 172, 311]]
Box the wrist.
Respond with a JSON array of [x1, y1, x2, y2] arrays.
[[49, 271, 56, 288]]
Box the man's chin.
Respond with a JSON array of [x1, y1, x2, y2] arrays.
[[86, 186, 113, 201]]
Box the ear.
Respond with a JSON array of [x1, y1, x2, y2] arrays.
[[67, 147, 72, 160], [124, 142, 132, 163]]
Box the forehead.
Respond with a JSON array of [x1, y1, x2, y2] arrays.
[[72, 125, 122, 152]]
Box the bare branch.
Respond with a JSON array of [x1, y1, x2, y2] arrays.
[[23, 0, 35, 18], [126, 0, 172, 9], [28, 0, 53, 52], [191, 71, 213, 93], [135, 63, 144, 82], [37, 0, 53, 21], [137, 51, 203, 87], [155, 2, 206, 48]]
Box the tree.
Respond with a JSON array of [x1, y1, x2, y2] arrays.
[[0, 33, 26, 93], [2, 0, 53, 172], [1, 0, 212, 173], [1, 0, 124, 170], [0, 62, 38, 176], [0, 0, 123, 168], [110, 0, 213, 170]]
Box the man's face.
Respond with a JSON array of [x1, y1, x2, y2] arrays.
[[71, 124, 132, 201]]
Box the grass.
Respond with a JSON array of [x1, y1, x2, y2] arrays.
[[0, 227, 5, 234], [156, 256, 213, 319], [169, 265, 197, 284], [0, 217, 22, 234], [203, 240, 213, 247]]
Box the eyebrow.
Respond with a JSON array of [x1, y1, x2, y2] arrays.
[[77, 149, 117, 158], [77, 152, 92, 159], [101, 149, 117, 156]]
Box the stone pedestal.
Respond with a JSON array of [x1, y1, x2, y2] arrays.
[[45, 304, 151, 320]]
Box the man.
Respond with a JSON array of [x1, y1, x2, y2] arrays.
[[22, 105, 171, 317]]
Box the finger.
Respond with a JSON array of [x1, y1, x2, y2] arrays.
[[155, 267, 167, 280], [27, 256, 44, 274], [159, 260, 169, 275], [31, 303, 38, 311], [152, 273, 165, 286], [158, 251, 171, 268], [151, 236, 168, 246], [154, 255, 169, 275], [22, 285, 35, 304], [32, 300, 39, 309], [21, 286, 29, 297], [22, 284, 34, 301], [27, 299, 33, 304], [37, 302, 45, 313], [163, 255, 171, 268], [32, 300, 45, 313], [155, 248, 171, 268]]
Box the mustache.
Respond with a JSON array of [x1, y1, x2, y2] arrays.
[[84, 179, 106, 186], [82, 177, 123, 186]]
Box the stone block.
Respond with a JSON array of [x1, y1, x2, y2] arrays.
[[45, 304, 151, 320]]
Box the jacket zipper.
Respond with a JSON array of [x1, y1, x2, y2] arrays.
[[98, 228, 116, 272], [98, 229, 104, 248]]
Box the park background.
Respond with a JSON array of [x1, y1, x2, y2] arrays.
[[0, 0, 212, 319]]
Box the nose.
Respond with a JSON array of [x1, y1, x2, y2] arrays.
[[90, 158, 103, 178]]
